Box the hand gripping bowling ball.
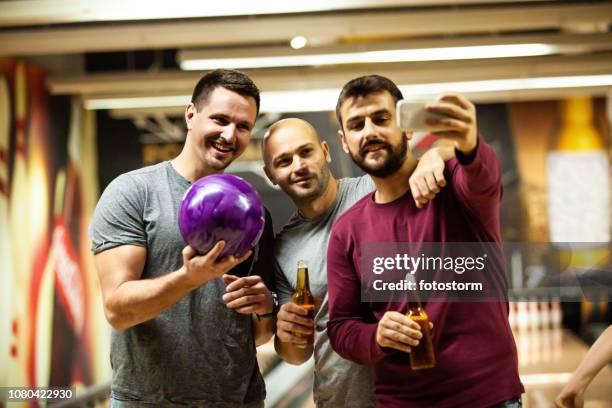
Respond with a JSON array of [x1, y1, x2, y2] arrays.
[[178, 174, 265, 258]]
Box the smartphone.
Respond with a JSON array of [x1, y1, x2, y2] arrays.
[[396, 100, 444, 131]]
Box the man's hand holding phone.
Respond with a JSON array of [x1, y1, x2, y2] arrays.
[[397, 93, 478, 155]]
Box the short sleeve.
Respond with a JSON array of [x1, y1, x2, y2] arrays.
[[355, 175, 375, 197], [347, 176, 374, 204], [88, 174, 147, 254]]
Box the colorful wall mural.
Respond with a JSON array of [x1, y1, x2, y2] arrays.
[[0, 58, 110, 407]]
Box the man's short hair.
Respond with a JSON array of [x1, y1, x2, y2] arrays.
[[191, 69, 260, 114], [335, 75, 403, 129]]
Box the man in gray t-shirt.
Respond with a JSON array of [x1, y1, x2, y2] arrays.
[[89, 70, 276, 407], [262, 118, 449, 407]]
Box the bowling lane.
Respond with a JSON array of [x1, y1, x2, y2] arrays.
[[514, 328, 612, 408]]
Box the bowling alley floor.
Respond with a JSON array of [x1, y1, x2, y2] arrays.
[[515, 328, 611, 408], [81, 328, 612, 408], [265, 328, 611, 408]]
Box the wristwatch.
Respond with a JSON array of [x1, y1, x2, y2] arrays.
[[256, 291, 279, 319]]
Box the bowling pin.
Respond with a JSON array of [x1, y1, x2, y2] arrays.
[[528, 297, 539, 330], [517, 298, 529, 333], [551, 298, 562, 329], [538, 298, 548, 330]]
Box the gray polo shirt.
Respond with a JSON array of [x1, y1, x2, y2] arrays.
[[274, 176, 376, 408], [89, 161, 273, 407]]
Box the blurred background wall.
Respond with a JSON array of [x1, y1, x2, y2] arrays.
[[0, 58, 109, 400]]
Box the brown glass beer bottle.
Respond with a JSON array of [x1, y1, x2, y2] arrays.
[[406, 301, 435, 370], [292, 260, 315, 348]]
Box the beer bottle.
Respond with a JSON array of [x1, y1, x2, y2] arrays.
[[292, 260, 315, 348], [406, 299, 435, 370]]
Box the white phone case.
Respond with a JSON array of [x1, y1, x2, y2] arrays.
[[396, 100, 443, 131]]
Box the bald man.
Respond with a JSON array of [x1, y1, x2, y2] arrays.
[[262, 118, 451, 407]]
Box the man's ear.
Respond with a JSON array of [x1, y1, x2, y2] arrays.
[[337, 130, 350, 154], [263, 165, 277, 186], [185, 102, 196, 131], [403, 130, 413, 142], [321, 141, 332, 164]]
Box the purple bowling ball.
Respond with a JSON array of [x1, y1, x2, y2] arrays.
[[178, 174, 265, 258]]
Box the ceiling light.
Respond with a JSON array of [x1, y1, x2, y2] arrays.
[[179, 44, 556, 70], [399, 74, 612, 96], [85, 95, 189, 110], [84, 74, 612, 112], [290, 36, 307, 50]]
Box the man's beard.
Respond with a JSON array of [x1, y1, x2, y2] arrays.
[[350, 137, 408, 178], [287, 166, 331, 204]]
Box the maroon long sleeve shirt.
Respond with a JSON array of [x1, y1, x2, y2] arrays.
[[327, 139, 524, 407]]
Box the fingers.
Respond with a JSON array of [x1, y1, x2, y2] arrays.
[[425, 116, 471, 135], [409, 178, 427, 209], [380, 323, 421, 346], [427, 131, 465, 140], [276, 326, 310, 346], [424, 172, 440, 194], [376, 312, 421, 353], [376, 312, 423, 352], [377, 335, 413, 353], [410, 174, 438, 209], [182, 245, 197, 262], [181, 243, 255, 289], [433, 167, 446, 187], [425, 95, 476, 147], [553, 397, 569, 408], [222, 274, 239, 284], [234, 250, 253, 265], [222, 275, 274, 315], [224, 291, 268, 314], [226, 293, 267, 308], [384, 312, 422, 336], [229, 296, 269, 314], [277, 317, 314, 336], [223, 280, 266, 303], [281, 302, 312, 316], [225, 274, 262, 292], [427, 101, 472, 123], [216, 249, 252, 273], [410, 146, 447, 208], [415, 178, 434, 199], [278, 303, 314, 328], [435, 93, 473, 112], [276, 303, 314, 345], [200, 241, 226, 264]]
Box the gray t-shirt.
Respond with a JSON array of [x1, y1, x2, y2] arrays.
[[89, 161, 273, 408], [274, 176, 376, 408]]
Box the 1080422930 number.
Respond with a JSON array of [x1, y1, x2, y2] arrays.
[[2, 387, 74, 402]]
